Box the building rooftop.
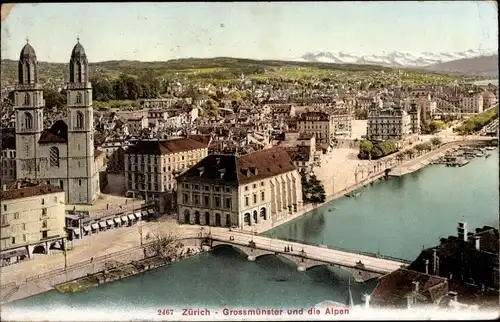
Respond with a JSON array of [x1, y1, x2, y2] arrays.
[[1, 182, 64, 201], [178, 147, 296, 185], [125, 138, 207, 155], [38, 120, 68, 144]]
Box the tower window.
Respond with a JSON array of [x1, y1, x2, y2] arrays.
[[24, 112, 33, 129], [76, 92, 82, 104], [24, 93, 30, 105], [50, 147, 60, 167], [76, 111, 84, 129]]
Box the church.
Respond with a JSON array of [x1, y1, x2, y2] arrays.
[[14, 39, 100, 205]]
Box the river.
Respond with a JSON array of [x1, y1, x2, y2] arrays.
[[2, 149, 498, 315]]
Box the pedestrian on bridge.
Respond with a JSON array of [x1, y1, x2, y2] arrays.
[[290, 246, 293, 252]]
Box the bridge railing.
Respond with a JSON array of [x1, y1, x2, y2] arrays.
[[264, 235, 412, 264]]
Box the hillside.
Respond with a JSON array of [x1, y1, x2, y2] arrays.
[[424, 55, 499, 77], [1, 57, 475, 87]]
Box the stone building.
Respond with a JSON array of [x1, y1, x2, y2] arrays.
[[366, 104, 412, 141], [124, 138, 208, 214], [0, 181, 66, 266], [330, 108, 353, 137], [296, 111, 335, 144], [408, 103, 421, 135], [13, 39, 99, 205], [482, 91, 497, 109], [176, 147, 303, 229]]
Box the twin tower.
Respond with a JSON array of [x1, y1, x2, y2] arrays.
[[14, 39, 99, 205]]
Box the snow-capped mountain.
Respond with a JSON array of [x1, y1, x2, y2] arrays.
[[296, 49, 498, 68]]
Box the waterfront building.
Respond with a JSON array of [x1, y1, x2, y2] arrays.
[[296, 111, 335, 144], [0, 181, 66, 266], [408, 103, 421, 135], [1, 128, 17, 185], [459, 93, 484, 114], [124, 138, 208, 213], [366, 103, 412, 141], [14, 39, 100, 204], [176, 147, 304, 228]]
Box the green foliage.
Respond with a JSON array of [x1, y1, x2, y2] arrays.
[[200, 99, 219, 117], [358, 140, 373, 159], [429, 121, 444, 134], [358, 140, 398, 160], [430, 137, 442, 146], [454, 107, 498, 135], [301, 172, 326, 205], [44, 88, 67, 110]]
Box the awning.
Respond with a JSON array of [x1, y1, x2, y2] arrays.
[[106, 219, 114, 226], [148, 209, 154, 215], [83, 226, 91, 232], [128, 214, 135, 220], [114, 218, 121, 224], [1, 248, 28, 259], [91, 223, 99, 230], [65, 214, 80, 220], [73, 229, 80, 235], [99, 222, 106, 228], [141, 210, 148, 217], [135, 212, 142, 220], [121, 216, 128, 222]]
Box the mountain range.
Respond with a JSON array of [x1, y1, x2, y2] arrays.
[[296, 49, 498, 69]]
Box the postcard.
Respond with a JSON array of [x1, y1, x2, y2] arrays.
[[0, 1, 498, 321]]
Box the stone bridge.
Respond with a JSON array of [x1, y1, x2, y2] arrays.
[[195, 231, 408, 283]]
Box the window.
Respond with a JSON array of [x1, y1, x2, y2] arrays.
[[253, 194, 257, 204], [50, 147, 60, 167], [76, 92, 82, 104], [245, 197, 249, 207], [11, 237, 15, 245], [261, 182, 264, 186], [22, 223, 26, 230], [41, 198, 45, 205], [1, 216, 6, 226], [79, 179, 82, 186], [3, 205, 6, 211], [24, 112, 33, 129], [224, 187, 230, 193], [42, 208, 47, 216], [214, 196, 221, 208], [60, 180, 63, 189], [24, 93, 30, 105], [183, 193, 189, 203], [261, 191, 265, 201], [224, 198, 231, 209], [76, 111, 84, 129], [214, 186, 221, 192], [14, 212, 19, 219], [204, 185, 210, 191], [204, 195, 210, 206], [42, 220, 47, 228], [23, 234, 27, 242], [245, 186, 248, 191], [253, 184, 257, 189]]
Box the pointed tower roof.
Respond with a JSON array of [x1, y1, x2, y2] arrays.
[[19, 38, 37, 61], [71, 37, 87, 58]]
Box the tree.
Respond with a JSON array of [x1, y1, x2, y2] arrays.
[[44, 88, 67, 110], [430, 137, 442, 146], [300, 172, 326, 205], [358, 140, 373, 159], [429, 121, 444, 134], [146, 226, 183, 261]]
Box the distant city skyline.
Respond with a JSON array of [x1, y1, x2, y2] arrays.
[[1, 1, 498, 63]]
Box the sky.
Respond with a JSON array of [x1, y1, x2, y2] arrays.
[[1, 1, 498, 63]]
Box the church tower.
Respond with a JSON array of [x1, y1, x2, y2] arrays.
[[66, 38, 98, 204], [14, 39, 44, 179]]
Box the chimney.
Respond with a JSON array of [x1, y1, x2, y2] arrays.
[[198, 167, 205, 176], [16, 181, 21, 189], [219, 168, 226, 179], [363, 294, 371, 309], [253, 167, 258, 176], [448, 291, 458, 303], [424, 259, 429, 275], [458, 222, 467, 242], [246, 169, 251, 177], [406, 295, 413, 309], [2, 184, 6, 192], [474, 236, 480, 251], [412, 281, 419, 293]]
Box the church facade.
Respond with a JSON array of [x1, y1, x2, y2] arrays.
[[14, 40, 100, 205]]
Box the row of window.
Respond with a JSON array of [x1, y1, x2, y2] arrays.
[[184, 183, 232, 193], [127, 152, 204, 164], [2, 151, 16, 158], [244, 191, 265, 207], [22, 111, 85, 130], [183, 194, 232, 209], [1, 208, 48, 224], [127, 182, 176, 192]]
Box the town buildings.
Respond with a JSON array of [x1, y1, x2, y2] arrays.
[[1, 128, 17, 185], [366, 104, 413, 142], [296, 111, 335, 144], [13, 40, 100, 205], [124, 138, 208, 213], [1, 181, 66, 266], [175, 147, 303, 229]]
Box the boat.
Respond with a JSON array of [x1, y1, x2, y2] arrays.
[[486, 146, 496, 150], [485, 154, 491, 158], [475, 153, 484, 157]]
